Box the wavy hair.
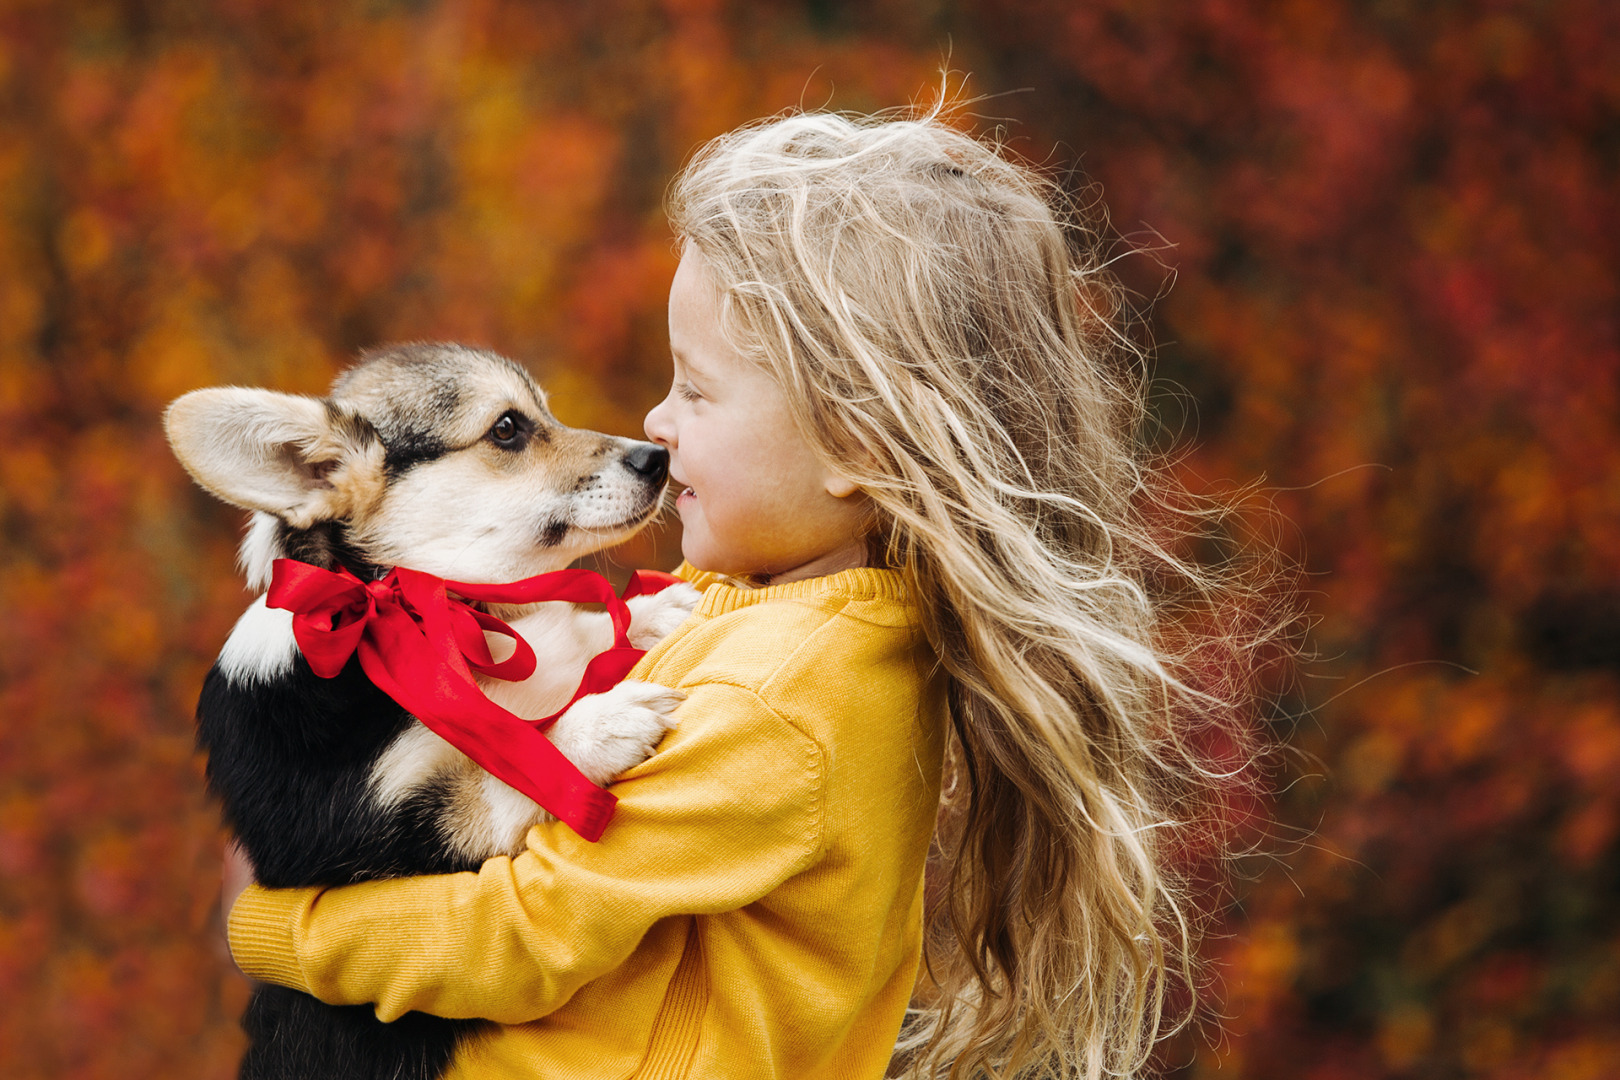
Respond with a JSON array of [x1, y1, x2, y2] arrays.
[[669, 108, 1282, 1079]]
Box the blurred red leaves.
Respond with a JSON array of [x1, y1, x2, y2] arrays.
[[0, 1, 1615, 1077]]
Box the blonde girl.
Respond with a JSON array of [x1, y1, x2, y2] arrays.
[[227, 108, 1268, 1080]]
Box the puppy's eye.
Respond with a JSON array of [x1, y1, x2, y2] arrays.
[[489, 413, 522, 447]]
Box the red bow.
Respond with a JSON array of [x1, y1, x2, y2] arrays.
[[266, 558, 682, 842]]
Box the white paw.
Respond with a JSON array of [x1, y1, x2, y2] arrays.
[[547, 680, 684, 785], [626, 582, 701, 650]]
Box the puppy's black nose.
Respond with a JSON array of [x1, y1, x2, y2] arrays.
[[623, 442, 669, 485]]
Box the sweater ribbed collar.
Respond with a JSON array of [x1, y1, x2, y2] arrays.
[[678, 564, 908, 618]]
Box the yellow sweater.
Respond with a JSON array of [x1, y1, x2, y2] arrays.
[[229, 566, 946, 1079]]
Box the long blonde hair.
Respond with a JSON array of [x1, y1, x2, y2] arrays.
[[670, 108, 1279, 1079]]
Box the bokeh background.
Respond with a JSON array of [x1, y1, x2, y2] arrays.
[[1, 1, 1616, 1077]]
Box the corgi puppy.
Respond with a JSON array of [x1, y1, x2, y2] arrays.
[[165, 343, 698, 1080]]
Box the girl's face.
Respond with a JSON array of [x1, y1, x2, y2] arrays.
[[644, 247, 868, 584]]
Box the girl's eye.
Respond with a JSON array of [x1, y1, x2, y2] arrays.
[[676, 382, 701, 402], [489, 413, 521, 447]]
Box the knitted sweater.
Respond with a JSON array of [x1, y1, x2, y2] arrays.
[[228, 565, 946, 1079]]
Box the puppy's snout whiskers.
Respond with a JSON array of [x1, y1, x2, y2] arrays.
[[654, 484, 680, 519]]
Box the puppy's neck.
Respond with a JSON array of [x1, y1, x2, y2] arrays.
[[242, 513, 387, 588], [284, 520, 384, 579]]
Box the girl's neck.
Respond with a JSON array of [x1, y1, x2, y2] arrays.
[[750, 535, 870, 588]]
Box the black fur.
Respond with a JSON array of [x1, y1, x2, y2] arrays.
[[240, 991, 471, 1080], [276, 521, 378, 582], [539, 519, 570, 548], [202, 649, 488, 1080], [383, 432, 452, 476]]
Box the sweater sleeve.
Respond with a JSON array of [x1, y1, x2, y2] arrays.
[[227, 679, 825, 1024]]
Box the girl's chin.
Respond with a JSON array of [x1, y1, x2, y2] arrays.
[[677, 533, 711, 568]]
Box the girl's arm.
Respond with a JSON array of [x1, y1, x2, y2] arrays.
[[227, 680, 824, 1025]]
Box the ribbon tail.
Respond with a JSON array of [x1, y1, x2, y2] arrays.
[[622, 569, 683, 598]]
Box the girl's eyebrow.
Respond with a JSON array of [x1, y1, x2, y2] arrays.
[[672, 352, 713, 382]]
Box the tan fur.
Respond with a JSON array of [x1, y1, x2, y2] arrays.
[[298, 416, 388, 530]]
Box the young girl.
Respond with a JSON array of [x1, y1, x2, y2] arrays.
[[227, 109, 1266, 1079]]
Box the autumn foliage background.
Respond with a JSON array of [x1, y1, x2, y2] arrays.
[[1, 1, 1616, 1077]]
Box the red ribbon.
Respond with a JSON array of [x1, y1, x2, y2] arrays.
[[267, 559, 682, 842]]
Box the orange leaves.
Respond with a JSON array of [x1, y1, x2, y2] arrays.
[[1, 1, 1614, 1077]]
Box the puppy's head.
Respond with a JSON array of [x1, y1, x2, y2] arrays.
[[165, 343, 668, 585]]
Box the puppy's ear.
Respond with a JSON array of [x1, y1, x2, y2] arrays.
[[164, 387, 385, 528]]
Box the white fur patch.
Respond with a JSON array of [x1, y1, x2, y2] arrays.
[[369, 721, 544, 860], [216, 595, 298, 685], [355, 455, 580, 582], [238, 512, 283, 591], [467, 773, 544, 859], [369, 721, 468, 808], [477, 605, 609, 717]]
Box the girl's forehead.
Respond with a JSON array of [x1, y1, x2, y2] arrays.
[[669, 253, 733, 356]]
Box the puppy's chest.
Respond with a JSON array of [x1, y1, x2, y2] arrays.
[[473, 602, 613, 718]]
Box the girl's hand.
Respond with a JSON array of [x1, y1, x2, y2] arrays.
[[221, 839, 257, 970]]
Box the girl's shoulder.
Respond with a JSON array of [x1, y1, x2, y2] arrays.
[[637, 565, 924, 704], [632, 566, 941, 799]]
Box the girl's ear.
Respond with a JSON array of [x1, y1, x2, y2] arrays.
[[164, 387, 384, 529], [824, 474, 861, 499]]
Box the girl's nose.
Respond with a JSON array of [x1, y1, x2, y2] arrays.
[[644, 394, 674, 448]]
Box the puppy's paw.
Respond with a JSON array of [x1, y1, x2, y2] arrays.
[[626, 582, 701, 650], [548, 680, 685, 785]]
